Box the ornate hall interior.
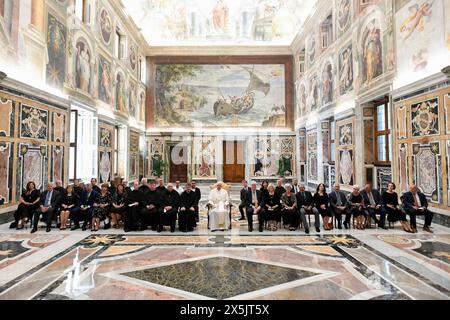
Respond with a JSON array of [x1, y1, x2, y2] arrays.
[[0, 0, 450, 301]]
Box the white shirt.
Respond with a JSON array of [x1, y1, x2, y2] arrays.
[[174, 186, 184, 195], [414, 193, 422, 207]]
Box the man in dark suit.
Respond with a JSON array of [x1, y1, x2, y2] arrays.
[[329, 184, 350, 229], [72, 183, 98, 231], [245, 181, 263, 232], [296, 184, 320, 232], [292, 178, 300, 194], [402, 184, 433, 233], [191, 180, 201, 222], [91, 178, 101, 194], [239, 180, 250, 221], [361, 184, 387, 229], [31, 182, 61, 233], [275, 178, 286, 198]]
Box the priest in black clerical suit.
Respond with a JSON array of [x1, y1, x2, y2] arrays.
[[124, 181, 143, 232], [159, 183, 180, 233], [191, 181, 201, 223], [140, 182, 162, 231], [179, 183, 197, 232]]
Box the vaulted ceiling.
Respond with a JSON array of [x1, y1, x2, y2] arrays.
[[123, 0, 317, 47]]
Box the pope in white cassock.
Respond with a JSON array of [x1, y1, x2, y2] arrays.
[[208, 182, 230, 231]]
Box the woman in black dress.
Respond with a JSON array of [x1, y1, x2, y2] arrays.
[[349, 185, 366, 230], [313, 183, 331, 230], [382, 182, 413, 233], [260, 180, 269, 198], [12, 181, 41, 229], [60, 185, 80, 230], [92, 183, 111, 231], [110, 184, 127, 229], [262, 184, 281, 231]]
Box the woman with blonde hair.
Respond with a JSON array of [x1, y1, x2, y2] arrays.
[[261, 183, 281, 231]]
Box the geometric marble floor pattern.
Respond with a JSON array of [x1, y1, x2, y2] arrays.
[[0, 219, 449, 300]]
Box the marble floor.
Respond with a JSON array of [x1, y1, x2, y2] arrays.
[[0, 213, 449, 300]]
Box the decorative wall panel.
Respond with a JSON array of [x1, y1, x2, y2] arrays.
[[322, 122, 329, 163], [98, 123, 114, 183], [336, 118, 355, 187], [411, 98, 439, 137], [376, 166, 391, 193], [0, 90, 69, 210], [393, 86, 450, 210], [396, 105, 408, 139], [0, 141, 13, 205], [307, 131, 317, 181], [251, 136, 295, 178], [0, 98, 14, 137], [20, 105, 48, 140], [364, 119, 374, 164], [192, 136, 217, 179], [412, 142, 441, 203], [148, 137, 165, 178], [129, 131, 140, 181]]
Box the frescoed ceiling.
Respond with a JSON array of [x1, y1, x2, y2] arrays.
[[123, 0, 317, 46]]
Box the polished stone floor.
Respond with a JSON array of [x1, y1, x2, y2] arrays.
[[0, 213, 449, 300]]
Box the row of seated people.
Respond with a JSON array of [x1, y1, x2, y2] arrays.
[[239, 179, 434, 233], [10, 178, 202, 233]]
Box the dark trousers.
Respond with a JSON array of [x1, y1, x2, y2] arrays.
[[160, 209, 177, 231], [283, 208, 300, 228], [246, 205, 261, 230], [72, 208, 91, 227], [179, 209, 196, 231], [15, 203, 36, 222], [333, 208, 350, 224], [140, 207, 160, 230], [32, 207, 55, 228], [300, 207, 320, 229], [366, 206, 386, 226], [124, 206, 141, 231], [239, 204, 246, 219], [407, 208, 433, 228], [193, 205, 199, 222]]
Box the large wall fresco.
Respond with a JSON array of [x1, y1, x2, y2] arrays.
[[124, 0, 316, 46], [0, 89, 69, 210], [393, 86, 450, 209], [46, 13, 67, 90], [395, 0, 449, 88], [153, 64, 287, 128]]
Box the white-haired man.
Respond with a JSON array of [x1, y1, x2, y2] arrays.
[[207, 182, 230, 231], [31, 182, 61, 233]]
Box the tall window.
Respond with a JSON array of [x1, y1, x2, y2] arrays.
[[374, 100, 391, 163], [69, 110, 78, 181], [320, 14, 333, 51], [115, 28, 126, 59], [298, 48, 305, 75], [75, 0, 90, 23], [138, 56, 146, 83]]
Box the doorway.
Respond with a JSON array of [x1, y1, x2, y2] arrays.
[[169, 145, 188, 183], [223, 141, 245, 183]]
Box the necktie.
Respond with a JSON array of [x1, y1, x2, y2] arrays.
[[45, 191, 51, 207], [413, 193, 419, 207], [336, 192, 342, 206], [368, 192, 376, 205]]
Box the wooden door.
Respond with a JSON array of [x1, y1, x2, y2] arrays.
[[223, 141, 245, 183], [169, 145, 188, 183]]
